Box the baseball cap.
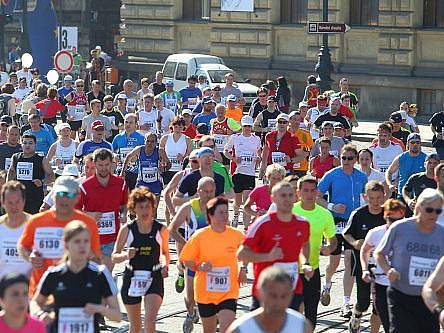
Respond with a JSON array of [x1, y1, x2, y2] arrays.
[[182, 109, 193, 116], [196, 123, 209, 135], [198, 74, 206, 79], [103, 95, 114, 102], [276, 113, 289, 122], [197, 147, 214, 157], [321, 121, 334, 128], [61, 164, 80, 177], [267, 95, 277, 102], [390, 112, 403, 123], [333, 122, 345, 129], [0, 115, 12, 125], [227, 94, 237, 102], [298, 101, 308, 108], [189, 149, 200, 160], [18, 77, 26, 82], [63, 75, 73, 82], [407, 133, 421, 142], [52, 176, 79, 195], [288, 110, 301, 119], [91, 120, 105, 130], [165, 80, 174, 86], [241, 115, 254, 126], [202, 96, 215, 104], [116, 94, 127, 100], [9, 72, 17, 78], [55, 123, 71, 132], [426, 153, 440, 162]]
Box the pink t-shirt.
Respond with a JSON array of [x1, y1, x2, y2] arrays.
[[0, 314, 46, 333], [248, 184, 272, 211]]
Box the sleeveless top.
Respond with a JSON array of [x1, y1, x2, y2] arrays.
[[126, 220, 163, 271], [165, 133, 187, 172], [137, 147, 162, 194], [235, 308, 305, 333], [311, 154, 335, 179], [260, 109, 281, 130], [397, 151, 427, 195], [211, 118, 230, 152], [185, 198, 208, 240], [55, 139, 77, 165]]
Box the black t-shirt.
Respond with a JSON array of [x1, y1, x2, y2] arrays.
[[86, 91, 105, 104], [178, 170, 225, 197], [392, 129, 410, 146], [38, 262, 116, 333], [314, 113, 351, 129], [343, 205, 385, 243], [430, 112, 444, 147], [152, 83, 166, 96], [403, 172, 437, 199], [0, 142, 21, 170], [101, 109, 125, 140], [250, 100, 268, 119]]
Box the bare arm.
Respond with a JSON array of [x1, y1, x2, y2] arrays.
[[111, 225, 130, 264], [360, 241, 373, 271], [164, 171, 183, 216], [385, 156, 400, 186], [119, 146, 141, 177], [173, 189, 197, 207], [46, 142, 57, 162], [42, 157, 55, 185], [167, 203, 190, 253], [6, 161, 16, 181], [252, 113, 264, 133], [422, 256, 444, 312]]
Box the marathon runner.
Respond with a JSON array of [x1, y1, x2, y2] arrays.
[[159, 80, 181, 113], [180, 75, 202, 111], [46, 123, 78, 175], [309, 137, 340, 179], [305, 94, 328, 140], [102, 94, 124, 141], [65, 79, 89, 139], [74, 120, 113, 166], [23, 113, 55, 156], [0, 83, 16, 121], [0, 125, 21, 171], [153, 95, 175, 135], [253, 95, 281, 141], [114, 80, 138, 114], [310, 121, 347, 158], [369, 123, 403, 174]]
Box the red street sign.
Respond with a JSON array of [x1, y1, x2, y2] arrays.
[[54, 50, 74, 73], [307, 21, 351, 34]]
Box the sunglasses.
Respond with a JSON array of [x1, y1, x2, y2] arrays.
[[341, 156, 355, 161], [76, 85, 84, 87], [277, 120, 288, 124], [258, 94, 267, 98], [56, 191, 77, 199], [425, 207, 443, 215], [190, 159, 199, 164], [409, 140, 421, 144]]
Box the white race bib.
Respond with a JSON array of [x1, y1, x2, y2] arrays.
[[271, 152, 286, 166], [168, 155, 182, 172], [127, 99, 136, 112], [128, 270, 152, 297], [4, 157, 11, 171], [97, 212, 116, 235], [274, 262, 299, 290], [376, 160, 391, 173], [335, 220, 347, 234], [58, 307, 94, 333], [206, 267, 230, 292], [165, 98, 177, 111], [188, 98, 197, 109], [409, 256, 438, 286], [119, 147, 133, 162], [213, 134, 228, 152], [35, 227, 64, 258], [1, 237, 24, 265], [142, 167, 158, 183], [240, 151, 254, 168], [329, 150, 338, 158], [267, 119, 276, 128], [16, 162, 33, 181]]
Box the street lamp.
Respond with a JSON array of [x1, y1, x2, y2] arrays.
[[315, 0, 334, 92]]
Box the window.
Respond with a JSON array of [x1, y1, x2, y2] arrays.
[[281, 0, 307, 24], [163, 61, 177, 78], [418, 89, 437, 116], [183, 0, 210, 20], [175, 63, 188, 81], [423, 0, 444, 28], [350, 0, 379, 26]]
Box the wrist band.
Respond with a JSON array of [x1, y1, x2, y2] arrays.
[[327, 203, 334, 211]]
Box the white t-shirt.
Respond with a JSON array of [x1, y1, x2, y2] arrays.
[[369, 143, 403, 173], [156, 107, 175, 134], [406, 115, 417, 130], [307, 107, 328, 139], [364, 225, 390, 286], [137, 109, 158, 134], [224, 133, 261, 176]]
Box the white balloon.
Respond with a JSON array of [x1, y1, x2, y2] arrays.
[[21, 53, 33, 68], [46, 70, 59, 85]]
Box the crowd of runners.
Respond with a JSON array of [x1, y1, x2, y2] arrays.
[[0, 64, 443, 333]]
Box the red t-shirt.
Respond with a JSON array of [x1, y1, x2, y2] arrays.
[[77, 174, 128, 244], [183, 124, 197, 139], [265, 130, 301, 170], [243, 212, 309, 296], [338, 104, 355, 119], [35, 98, 65, 119]]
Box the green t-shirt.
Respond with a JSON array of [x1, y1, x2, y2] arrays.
[[212, 161, 234, 192], [292, 202, 336, 269]]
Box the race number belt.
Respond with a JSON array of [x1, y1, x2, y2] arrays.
[[128, 270, 153, 297]]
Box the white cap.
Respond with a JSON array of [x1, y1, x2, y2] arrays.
[[52, 176, 79, 194], [241, 115, 254, 126], [62, 164, 80, 177], [64, 75, 73, 82], [299, 101, 308, 108], [182, 109, 193, 115], [55, 123, 71, 132], [276, 113, 290, 122]]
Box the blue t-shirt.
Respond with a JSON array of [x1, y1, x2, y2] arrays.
[[397, 151, 427, 197], [192, 112, 216, 127], [179, 87, 202, 103], [24, 128, 55, 155], [112, 131, 145, 151], [75, 139, 113, 158], [318, 167, 368, 220], [57, 86, 74, 99]]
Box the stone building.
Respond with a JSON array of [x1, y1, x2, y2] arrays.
[[118, 0, 444, 120]]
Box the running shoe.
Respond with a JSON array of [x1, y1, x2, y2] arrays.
[[183, 313, 194, 333], [341, 303, 353, 318], [348, 313, 361, 332], [231, 214, 239, 228], [175, 273, 185, 293], [320, 284, 331, 306]]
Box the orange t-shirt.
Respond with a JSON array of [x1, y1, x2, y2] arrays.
[[179, 226, 244, 304], [19, 210, 101, 296], [292, 128, 313, 171], [225, 107, 243, 123]]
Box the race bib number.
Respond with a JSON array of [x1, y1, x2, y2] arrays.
[[335, 220, 347, 234], [220, 97, 227, 106], [409, 256, 438, 286], [4, 157, 11, 170], [127, 99, 136, 112], [1, 237, 23, 265], [165, 98, 177, 111], [106, 116, 115, 126], [271, 152, 286, 166], [58, 307, 94, 333], [329, 150, 338, 158], [16, 162, 33, 181], [188, 98, 197, 109], [119, 147, 133, 162], [35, 227, 64, 259], [274, 262, 299, 290], [267, 119, 276, 129], [97, 212, 116, 235], [240, 151, 254, 168], [128, 270, 152, 297], [213, 134, 228, 152], [206, 267, 230, 292], [168, 156, 182, 172], [75, 105, 85, 117], [142, 167, 158, 183]]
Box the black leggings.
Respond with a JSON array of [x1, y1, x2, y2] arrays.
[[387, 286, 439, 333], [374, 283, 390, 333], [352, 250, 371, 313], [302, 268, 321, 329]]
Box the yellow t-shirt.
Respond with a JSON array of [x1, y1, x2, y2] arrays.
[[225, 107, 243, 123], [293, 128, 313, 171], [179, 226, 244, 304]]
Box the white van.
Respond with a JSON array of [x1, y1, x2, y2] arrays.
[[162, 53, 259, 109]]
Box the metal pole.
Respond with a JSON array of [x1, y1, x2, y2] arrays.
[[315, 0, 333, 92], [0, 4, 5, 65]]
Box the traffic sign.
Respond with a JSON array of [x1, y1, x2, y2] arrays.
[[307, 21, 350, 34], [54, 50, 74, 73], [58, 26, 78, 50]]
